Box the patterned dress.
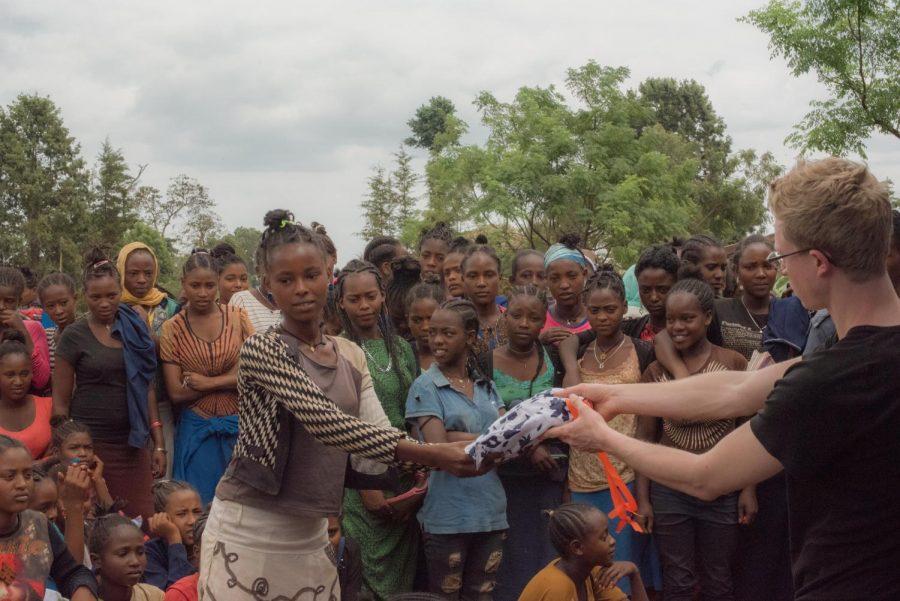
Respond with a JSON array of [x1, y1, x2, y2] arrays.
[[341, 337, 420, 601]]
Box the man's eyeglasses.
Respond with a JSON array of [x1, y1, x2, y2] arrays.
[[767, 248, 838, 270]]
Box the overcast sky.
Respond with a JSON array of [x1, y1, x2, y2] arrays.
[[3, 1, 897, 259]]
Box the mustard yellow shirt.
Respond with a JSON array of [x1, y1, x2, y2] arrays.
[[518, 560, 628, 601]]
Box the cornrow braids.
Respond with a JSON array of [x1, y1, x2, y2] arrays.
[[438, 297, 487, 380], [505, 285, 549, 396], [460, 240, 502, 273], [635, 244, 680, 278], [257, 209, 328, 273], [335, 259, 411, 389], [51, 419, 92, 452], [545, 502, 605, 557], [88, 513, 140, 557], [418, 222, 454, 250], [151, 479, 198, 513], [0, 266, 25, 299], [82, 248, 120, 289], [680, 235, 723, 270], [668, 276, 716, 314], [182, 248, 217, 276], [582, 264, 626, 303], [37, 272, 76, 299], [405, 277, 446, 311]]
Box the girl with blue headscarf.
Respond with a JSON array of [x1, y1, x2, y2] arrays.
[[540, 234, 592, 346]]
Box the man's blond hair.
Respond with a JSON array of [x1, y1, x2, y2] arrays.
[[768, 157, 892, 282]]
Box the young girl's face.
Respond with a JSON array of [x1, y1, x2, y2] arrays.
[[0, 286, 20, 318], [0, 447, 34, 515], [442, 252, 465, 298], [462, 252, 500, 308], [699, 246, 728, 296], [265, 242, 330, 324], [84, 276, 121, 323], [577, 510, 616, 568], [59, 431, 94, 465], [339, 272, 383, 333], [98, 524, 146, 587], [428, 309, 474, 368], [419, 238, 449, 279], [547, 260, 586, 309], [29, 478, 59, 522], [636, 267, 675, 321], [504, 295, 545, 349], [511, 253, 546, 289], [166, 489, 204, 547], [0, 353, 31, 403], [585, 288, 626, 340], [408, 298, 439, 351], [182, 267, 218, 313], [123, 250, 156, 299], [218, 263, 250, 305], [666, 292, 711, 352], [39, 284, 77, 330], [737, 243, 776, 301]]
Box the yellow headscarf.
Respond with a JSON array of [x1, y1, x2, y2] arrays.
[[117, 242, 168, 308]]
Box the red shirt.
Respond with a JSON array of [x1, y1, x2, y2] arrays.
[[165, 573, 199, 601], [0, 396, 53, 459]]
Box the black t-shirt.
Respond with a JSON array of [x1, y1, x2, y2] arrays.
[[56, 318, 130, 444], [751, 325, 900, 600]]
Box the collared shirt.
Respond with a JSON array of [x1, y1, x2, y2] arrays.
[[405, 364, 508, 534]]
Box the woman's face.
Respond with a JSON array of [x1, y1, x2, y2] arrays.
[[428, 308, 473, 368], [578, 511, 617, 568], [218, 263, 250, 305], [340, 272, 384, 332], [59, 432, 94, 465], [547, 260, 586, 309], [737, 243, 776, 301], [636, 267, 676, 321], [165, 489, 203, 547], [123, 250, 156, 298], [84, 276, 121, 324], [462, 252, 500, 308], [0, 286, 19, 315], [0, 353, 31, 403], [419, 238, 449, 279], [511, 254, 546, 289], [585, 288, 626, 339], [0, 447, 33, 516], [503, 295, 545, 349], [442, 252, 465, 298], [39, 285, 77, 330], [698, 246, 728, 296], [408, 298, 438, 351], [182, 267, 218, 313], [29, 479, 59, 522], [97, 525, 146, 587], [666, 292, 711, 352], [264, 243, 329, 325]]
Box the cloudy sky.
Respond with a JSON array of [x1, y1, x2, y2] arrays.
[[3, 1, 897, 259]]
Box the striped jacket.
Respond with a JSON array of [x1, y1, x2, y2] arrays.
[[226, 328, 418, 495]]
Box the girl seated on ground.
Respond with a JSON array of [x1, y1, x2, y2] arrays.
[[90, 514, 165, 600], [144, 480, 203, 590], [519, 503, 648, 601]]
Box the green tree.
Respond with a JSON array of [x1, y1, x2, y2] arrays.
[[138, 174, 214, 240], [742, 0, 900, 156], [359, 148, 419, 240], [90, 139, 143, 250], [0, 94, 92, 274], [406, 96, 467, 152]]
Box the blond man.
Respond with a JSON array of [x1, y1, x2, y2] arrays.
[[549, 158, 900, 600]]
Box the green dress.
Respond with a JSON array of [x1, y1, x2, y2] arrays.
[[342, 337, 420, 601]]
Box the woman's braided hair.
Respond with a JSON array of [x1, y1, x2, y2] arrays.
[[544, 502, 606, 557], [257, 209, 328, 273], [151, 479, 199, 513], [582, 264, 626, 303], [505, 284, 549, 396], [438, 297, 487, 380]]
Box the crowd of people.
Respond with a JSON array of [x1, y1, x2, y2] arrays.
[[0, 156, 896, 601]]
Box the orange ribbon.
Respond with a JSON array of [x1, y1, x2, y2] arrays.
[[565, 398, 644, 534]]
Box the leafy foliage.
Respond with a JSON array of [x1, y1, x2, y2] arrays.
[[359, 147, 419, 241]]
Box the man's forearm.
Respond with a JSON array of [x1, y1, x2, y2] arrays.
[[607, 359, 798, 421]]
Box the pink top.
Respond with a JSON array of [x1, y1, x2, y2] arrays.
[[541, 309, 592, 334], [23, 320, 51, 393], [0, 396, 53, 459], [165, 573, 199, 601]]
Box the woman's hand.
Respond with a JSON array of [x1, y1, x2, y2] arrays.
[[528, 444, 559, 473], [738, 486, 758, 526], [635, 498, 654, 533], [543, 396, 614, 452], [359, 490, 396, 520], [597, 561, 639, 589], [90, 455, 105, 482], [149, 512, 182, 545], [58, 464, 91, 512], [431, 441, 494, 477], [151, 449, 167, 479], [183, 372, 216, 392], [539, 327, 573, 346]]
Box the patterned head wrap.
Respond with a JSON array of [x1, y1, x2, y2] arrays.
[[544, 243, 589, 269]]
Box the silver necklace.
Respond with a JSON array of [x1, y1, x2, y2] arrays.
[[591, 334, 626, 369], [362, 340, 393, 374], [740, 296, 766, 333]]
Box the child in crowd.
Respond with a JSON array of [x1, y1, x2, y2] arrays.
[[541, 234, 592, 345], [30, 465, 60, 522], [519, 503, 647, 601], [636, 277, 750, 601], [486, 285, 565, 601], [0, 266, 51, 394], [417, 222, 454, 280], [52, 419, 116, 513], [0, 435, 97, 599], [37, 272, 79, 374], [461, 239, 507, 351], [441, 236, 471, 299], [0, 331, 53, 458], [405, 278, 446, 371], [509, 249, 547, 290], [405, 298, 508, 598], [90, 514, 165, 600], [679, 235, 728, 297], [163, 509, 207, 601], [328, 515, 363, 601], [144, 480, 202, 590], [210, 243, 250, 306]]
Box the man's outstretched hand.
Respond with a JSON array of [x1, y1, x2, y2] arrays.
[[554, 384, 619, 420], [543, 395, 614, 453]]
